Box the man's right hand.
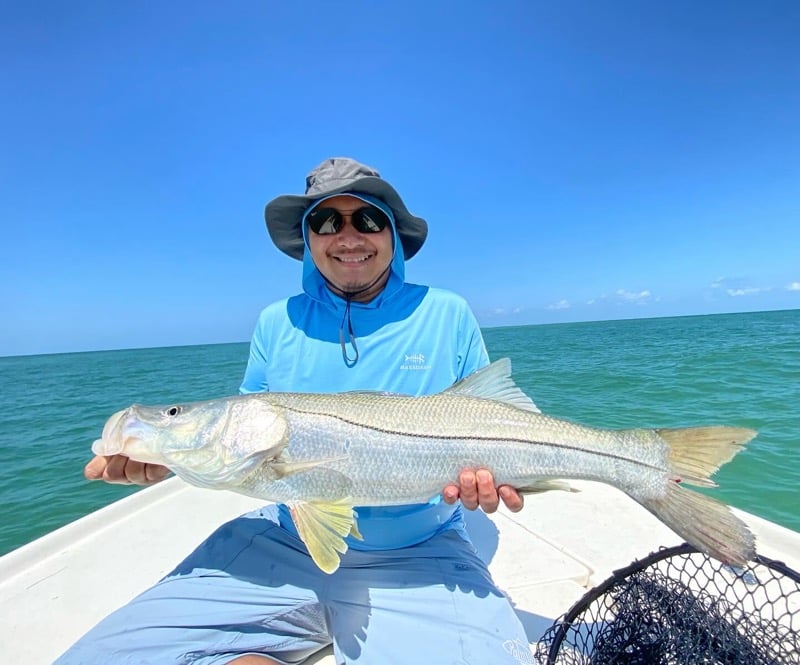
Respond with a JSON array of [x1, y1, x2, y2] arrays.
[[84, 455, 171, 485]]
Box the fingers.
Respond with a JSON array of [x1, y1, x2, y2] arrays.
[[84, 455, 108, 480], [83, 455, 170, 485], [473, 469, 500, 513], [442, 484, 459, 505], [104, 454, 135, 483], [443, 469, 525, 514], [452, 469, 500, 513], [498, 485, 524, 513], [145, 463, 171, 483]]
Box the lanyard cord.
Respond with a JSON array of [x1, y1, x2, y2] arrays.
[[321, 264, 391, 367], [339, 296, 359, 367]]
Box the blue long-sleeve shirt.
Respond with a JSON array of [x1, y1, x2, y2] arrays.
[[240, 204, 489, 549]]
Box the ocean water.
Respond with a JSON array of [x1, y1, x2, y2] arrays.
[[0, 309, 797, 557]]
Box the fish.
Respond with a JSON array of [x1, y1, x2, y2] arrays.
[[92, 358, 757, 574]]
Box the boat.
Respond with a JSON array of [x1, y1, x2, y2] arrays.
[[1, 476, 798, 663]]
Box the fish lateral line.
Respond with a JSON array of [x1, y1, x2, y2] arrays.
[[91, 358, 758, 573], [278, 403, 670, 475]]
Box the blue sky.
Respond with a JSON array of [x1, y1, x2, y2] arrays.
[[2, 1, 798, 356]]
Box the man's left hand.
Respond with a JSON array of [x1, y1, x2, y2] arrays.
[[442, 469, 523, 513]]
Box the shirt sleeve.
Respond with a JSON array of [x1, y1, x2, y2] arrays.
[[456, 300, 490, 380], [239, 313, 270, 394]]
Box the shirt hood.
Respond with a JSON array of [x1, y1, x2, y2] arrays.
[[300, 194, 406, 310]]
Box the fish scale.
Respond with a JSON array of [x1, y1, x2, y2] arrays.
[[267, 394, 671, 504], [92, 358, 757, 573]]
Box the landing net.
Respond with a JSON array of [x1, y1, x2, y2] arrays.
[[534, 543, 800, 664]]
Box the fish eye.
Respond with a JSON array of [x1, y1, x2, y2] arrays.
[[165, 405, 182, 417]]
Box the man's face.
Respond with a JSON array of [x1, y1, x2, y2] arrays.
[[306, 195, 394, 302]]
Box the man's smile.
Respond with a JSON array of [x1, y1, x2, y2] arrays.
[[333, 254, 373, 263]]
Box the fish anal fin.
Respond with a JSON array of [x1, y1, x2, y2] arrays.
[[516, 479, 579, 495], [289, 499, 359, 574]]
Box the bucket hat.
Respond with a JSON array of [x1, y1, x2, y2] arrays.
[[265, 157, 428, 260]]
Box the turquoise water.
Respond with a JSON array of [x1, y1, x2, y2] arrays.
[[1, 310, 797, 557]]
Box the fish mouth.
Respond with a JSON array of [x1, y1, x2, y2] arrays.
[[91, 407, 147, 457]]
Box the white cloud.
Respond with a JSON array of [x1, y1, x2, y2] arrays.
[[547, 299, 570, 310], [787, 282, 800, 291], [712, 277, 770, 297], [727, 287, 762, 297], [712, 276, 746, 290], [484, 306, 525, 319], [616, 289, 651, 304]]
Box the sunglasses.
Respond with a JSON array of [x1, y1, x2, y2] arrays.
[[306, 205, 391, 236]]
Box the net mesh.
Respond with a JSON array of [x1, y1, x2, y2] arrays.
[[534, 543, 800, 665]]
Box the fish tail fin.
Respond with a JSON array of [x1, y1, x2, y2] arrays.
[[640, 426, 757, 565], [657, 426, 756, 487], [642, 482, 756, 566]]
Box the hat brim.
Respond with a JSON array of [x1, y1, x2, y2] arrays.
[[265, 176, 428, 260]]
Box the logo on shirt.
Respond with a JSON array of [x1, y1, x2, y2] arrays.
[[400, 353, 431, 371], [503, 639, 536, 664]]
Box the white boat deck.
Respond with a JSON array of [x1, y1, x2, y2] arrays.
[[1, 477, 798, 663]]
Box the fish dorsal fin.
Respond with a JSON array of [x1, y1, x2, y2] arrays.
[[445, 358, 540, 413]]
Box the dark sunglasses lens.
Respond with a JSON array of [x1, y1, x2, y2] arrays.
[[307, 205, 390, 235], [307, 208, 342, 235], [353, 206, 390, 233]]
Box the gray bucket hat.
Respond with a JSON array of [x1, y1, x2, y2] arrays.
[[265, 157, 428, 260]]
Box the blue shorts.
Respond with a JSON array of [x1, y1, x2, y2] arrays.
[[56, 506, 531, 665]]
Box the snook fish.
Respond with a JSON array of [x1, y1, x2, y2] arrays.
[[92, 359, 756, 573]]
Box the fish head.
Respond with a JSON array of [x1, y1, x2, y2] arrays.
[[92, 396, 288, 487]]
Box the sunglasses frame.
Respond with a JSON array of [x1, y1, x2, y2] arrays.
[[306, 205, 391, 236]]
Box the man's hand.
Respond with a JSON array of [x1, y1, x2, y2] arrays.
[[84, 454, 171, 485], [442, 469, 524, 513]]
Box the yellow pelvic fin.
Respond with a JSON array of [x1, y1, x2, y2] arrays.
[[289, 498, 360, 574]]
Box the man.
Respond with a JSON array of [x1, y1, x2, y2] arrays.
[[62, 158, 531, 664]]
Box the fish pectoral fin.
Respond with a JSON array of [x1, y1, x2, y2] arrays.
[[271, 456, 348, 479], [289, 498, 360, 574], [517, 479, 579, 495]]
